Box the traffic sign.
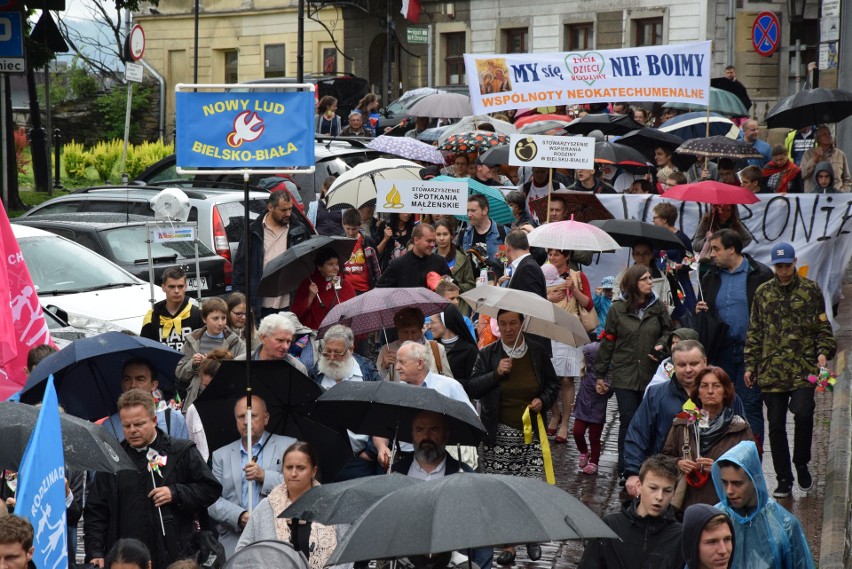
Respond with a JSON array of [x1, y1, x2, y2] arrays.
[[0, 11, 25, 73], [407, 26, 428, 44], [752, 12, 780, 57], [126, 62, 144, 83], [127, 24, 145, 61]]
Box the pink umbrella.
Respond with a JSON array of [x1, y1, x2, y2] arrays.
[[513, 113, 574, 128], [317, 287, 448, 336], [662, 180, 760, 205]]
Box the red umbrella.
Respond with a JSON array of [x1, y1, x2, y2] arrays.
[[663, 180, 759, 205], [513, 113, 574, 128]]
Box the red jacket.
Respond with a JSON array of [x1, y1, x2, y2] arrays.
[[290, 270, 356, 329]]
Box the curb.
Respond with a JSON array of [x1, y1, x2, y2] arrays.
[[820, 283, 852, 569]]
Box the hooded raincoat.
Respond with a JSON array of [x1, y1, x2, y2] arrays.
[[711, 441, 815, 569]]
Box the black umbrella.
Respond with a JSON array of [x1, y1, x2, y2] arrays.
[[0, 402, 136, 473], [20, 332, 183, 421], [675, 136, 762, 159], [280, 472, 421, 523], [594, 140, 650, 166], [590, 219, 686, 251], [564, 113, 643, 136], [694, 309, 730, 363], [223, 540, 308, 569], [765, 87, 852, 129], [258, 235, 356, 297], [616, 128, 695, 171], [711, 77, 752, 111], [193, 360, 352, 483], [477, 144, 510, 166], [310, 381, 486, 446], [327, 473, 619, 564]]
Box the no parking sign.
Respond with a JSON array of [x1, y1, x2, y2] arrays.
[[752, 12, 781, 57]]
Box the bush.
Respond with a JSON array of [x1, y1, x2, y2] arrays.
[[89, 139, 123, 183], [13, 127, 29, 174], [125, 140, 175, 179], [96, 83, 154, 142], [62, 140, 89, 181]]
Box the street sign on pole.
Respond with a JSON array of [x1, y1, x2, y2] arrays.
[[752, 12, 781, 57], [125, 62, 144, 83], [0, 11, 25, 73], [407, 26, 428, 44], [127, 24, 145, 61]]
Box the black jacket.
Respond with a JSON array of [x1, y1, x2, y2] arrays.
[[578, 499, 684, 569], [391, 453, 473, 475], [84, 428, 222, 569], [232, 212, 311, 316], [700, 253, 773, 315], [140, 297, 203, 353], [314, 199, 344, 237], [508, 254, 546, 298], [463, 340, 559, 444], [376, 251, 451, 288]]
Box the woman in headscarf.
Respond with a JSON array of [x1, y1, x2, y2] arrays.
[[662, 367, 753, 509], [428, 303, 479, 379]]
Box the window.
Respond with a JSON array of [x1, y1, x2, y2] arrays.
[[565, 23, 594, 50], [264, 44, 285, 78], [224, 50, 239, 83], [633, 18, 663, 46], [444, 32, 465, 84], [504, 28, 528, 54]]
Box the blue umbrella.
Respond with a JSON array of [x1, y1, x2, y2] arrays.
[[20, 331, 183, 421], [433, 175, 514, 225], [658, 111, 740, 140]]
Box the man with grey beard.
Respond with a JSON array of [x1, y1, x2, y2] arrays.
[[310, 324, 380, 480]]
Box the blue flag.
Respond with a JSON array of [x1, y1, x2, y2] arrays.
[[14, 375, 68, 569]]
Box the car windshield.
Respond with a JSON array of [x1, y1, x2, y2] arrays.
[[100, 225, 218, 263], [18, 235, 139, 294]]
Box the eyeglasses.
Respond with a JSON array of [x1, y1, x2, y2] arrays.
[[231, 311, 246, 317], [639, 275, 654, 281], [322, 350, 348, 359]]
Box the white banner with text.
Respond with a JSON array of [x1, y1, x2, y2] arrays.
[[508, 134, 595, 168], [376, 180, 468, 215]]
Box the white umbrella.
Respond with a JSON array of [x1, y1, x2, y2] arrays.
[[438, 115, 517, 144], [527, 218, 620, 252], [325, 158, 423, 210], [407, 92, 472, 119], [460, 286, 589, 347]]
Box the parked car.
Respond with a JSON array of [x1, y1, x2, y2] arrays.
[[14, 213, 230, 297], [12, 224, 164, 332], [132, 137, 386, 206], [376, 86, 470, 135], [43, 306, 126, 347], [18, 185, 295, 263]]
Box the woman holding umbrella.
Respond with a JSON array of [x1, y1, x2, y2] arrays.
[[595, 264, 672, 484], [661, 367, 753, 509], [291, 247, 357, 330], [237, 442, 343, 569]]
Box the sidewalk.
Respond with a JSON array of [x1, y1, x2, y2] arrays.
[[507, 292, 850, 568]]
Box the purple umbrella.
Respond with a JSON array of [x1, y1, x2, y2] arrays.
[[317, 287, 448, 336], [367, 135, 445, 164]]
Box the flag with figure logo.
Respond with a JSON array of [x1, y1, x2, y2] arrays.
[[0, 200, 54, 400], [14, 375, 68, 569]]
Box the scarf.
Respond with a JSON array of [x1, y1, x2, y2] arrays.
[[761, 161, 801, 193], [268, 481, 337, 569], [698, 406, 734, 456], [159, 301, 193, 342]]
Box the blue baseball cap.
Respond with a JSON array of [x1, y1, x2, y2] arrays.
[[600, 276, 615, 289], [770, 242, 796, 264]]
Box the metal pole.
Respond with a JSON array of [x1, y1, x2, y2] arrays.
[[194, 235, 202, 301], [386, 0, 393, 101], [0, 78, 7, 206], [45, 65, 53, 194], [53, 129, 62, 190], [297, 0, 304, 83], [795, 39, 802, 92], [120, 82, 133, 184], [427, 26, 433, 87], [193, 0, 200, 83]]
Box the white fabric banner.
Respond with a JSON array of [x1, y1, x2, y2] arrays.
[[464, 41, 712, 115], [508, 134, 595, 168], [577, 194, 852, 314]]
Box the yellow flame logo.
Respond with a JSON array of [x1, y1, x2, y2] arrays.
[[384, 185, 405, 209]]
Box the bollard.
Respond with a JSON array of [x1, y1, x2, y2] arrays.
[[53, 128, 63, 190]]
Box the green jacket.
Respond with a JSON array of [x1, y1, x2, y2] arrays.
[[595, 294, 672, 391], [744, 275, 836, 392]]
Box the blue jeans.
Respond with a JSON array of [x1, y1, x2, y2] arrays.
[[714, 343, 764, 449], [614, 388, 644, 475]]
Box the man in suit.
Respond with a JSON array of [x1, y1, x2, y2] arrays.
[[208, 395, 296, 558], [503, 229, 545, 298]]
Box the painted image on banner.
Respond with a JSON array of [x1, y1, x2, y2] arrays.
[[475, 58, 512, 94]]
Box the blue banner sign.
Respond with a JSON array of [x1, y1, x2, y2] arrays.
[[176, 91, 315, 168]]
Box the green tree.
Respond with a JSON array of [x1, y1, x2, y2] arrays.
[[95, 82, 154, 142]]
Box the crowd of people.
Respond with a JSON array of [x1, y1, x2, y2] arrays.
[[3, 96, 844, 569]]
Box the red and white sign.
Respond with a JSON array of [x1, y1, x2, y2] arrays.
[[752, 12, 781, 57], [128, 24, 145, 61]]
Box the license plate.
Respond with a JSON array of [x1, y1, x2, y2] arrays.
[[186, 277, 209, 291]]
